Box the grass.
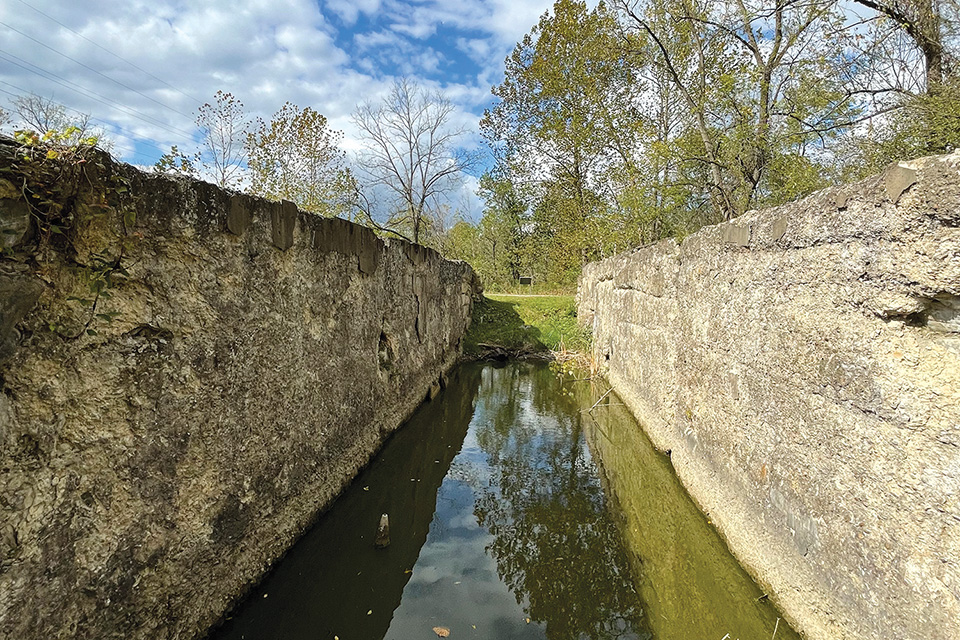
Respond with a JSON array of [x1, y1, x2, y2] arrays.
[[492, 282, 578, 296], [463, 293, 592, 358]]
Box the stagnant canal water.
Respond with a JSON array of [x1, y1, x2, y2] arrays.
[[210, 362, 799, 640]]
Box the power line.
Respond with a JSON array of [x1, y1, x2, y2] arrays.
[[0, 20, 195, 120], [0, 52, 196, 141], [14, 0, 204, 106], [0, 49, 197, 139], [0, 86, 23, 102]]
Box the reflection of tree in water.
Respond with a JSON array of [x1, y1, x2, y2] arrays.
[[473, 364, 650, 640]]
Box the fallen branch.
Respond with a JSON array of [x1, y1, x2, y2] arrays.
[[588, 387, 613, 412]]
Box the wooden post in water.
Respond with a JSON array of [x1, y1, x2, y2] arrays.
[[375, 513, 390, 548]]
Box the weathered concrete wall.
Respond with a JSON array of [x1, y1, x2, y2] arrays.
[[0, 140, 479, 639], [578, 154, 960, 640]]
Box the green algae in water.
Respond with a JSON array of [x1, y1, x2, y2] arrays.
[[209, 362, 798, 640], [581, 384, 801, 640]]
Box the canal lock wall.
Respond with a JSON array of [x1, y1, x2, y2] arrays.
[[0, 138, 480, 640], [578, 154, 960, 640]]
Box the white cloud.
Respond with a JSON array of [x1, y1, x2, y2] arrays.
[[0, 0, 557, 222], [455, 37, 493, 66], [324, 0, 384, 26], [389, 18, 437, 40]]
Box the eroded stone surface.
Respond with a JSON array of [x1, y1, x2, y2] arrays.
[[0, 197, 31, 249], [0, 265, 44, 360], [0, 141, 479, 640], [579, 152, 960, 640]]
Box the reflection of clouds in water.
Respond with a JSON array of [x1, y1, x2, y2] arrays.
[[389, 470, 544, 640], [406, 534, 498, 587], [444, 505, 481, 530], [460, 428, 481, 451], [408, 563, 442, 584], [214, 361, 792, 640], [447, 459, 491, 489]]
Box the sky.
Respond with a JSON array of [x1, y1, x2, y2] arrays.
[[0, 0, 558, 217]]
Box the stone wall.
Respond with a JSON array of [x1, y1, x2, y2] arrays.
[[578, 154, 960, 640], [0, 140, 479, 639]]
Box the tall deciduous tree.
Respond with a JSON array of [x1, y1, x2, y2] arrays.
[[833, 0, 959, 173], [616, 0, 854, 219], [246, 102, 354, 216], [482, 0, 645, 275], [477, 173, 528, 283], [196, 90, 249, 189], [468, 0, 954, 288], [353, 78, 476, 244]]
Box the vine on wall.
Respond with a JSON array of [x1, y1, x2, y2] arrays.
[[1, 130, 138, 338]]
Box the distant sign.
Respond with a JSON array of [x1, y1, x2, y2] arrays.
[[519, 276, 533, 286]]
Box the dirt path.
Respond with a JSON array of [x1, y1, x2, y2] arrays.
[[486, 293, 573, 298]]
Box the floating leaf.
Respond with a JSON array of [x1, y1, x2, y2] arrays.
[[432, 627, 450, 637]]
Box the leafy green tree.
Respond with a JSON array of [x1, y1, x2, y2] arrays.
[[476, 173, 528, 285], [482, 0, 645, 280], [153, 145, 198, 176], [443, 219, 481, 264], [836, 1, 959, 173], [246, 102, 354, 216], [616, 0, 853, 218], [469, 0, 957, 292], [845, 79, 960, 175]]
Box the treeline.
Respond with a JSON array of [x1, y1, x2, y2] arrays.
[[1, 79, 473, 251], [4, 1, 958, 292], [453, 0, 960, 289], [153, 79, 476, 247]]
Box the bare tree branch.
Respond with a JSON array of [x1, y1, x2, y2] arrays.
[[353, 78, 477, 245]]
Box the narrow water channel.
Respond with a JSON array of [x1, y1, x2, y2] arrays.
[[210, 362, 798, 640]]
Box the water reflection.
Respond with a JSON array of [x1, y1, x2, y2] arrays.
[[209, 364, 482, 640], [209, 362, 797, 640], [472, 364, 648, 639], [582, 392, 801, 640]]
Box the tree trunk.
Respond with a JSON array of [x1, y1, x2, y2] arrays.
[[853, 0, 945, 93]]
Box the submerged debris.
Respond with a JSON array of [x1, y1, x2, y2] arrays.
[[375, 513, 390, 548]]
